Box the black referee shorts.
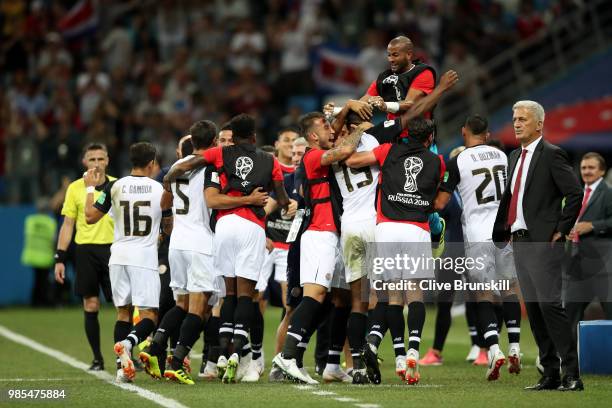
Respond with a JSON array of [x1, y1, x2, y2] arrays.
[[74, 244, 112, 301]]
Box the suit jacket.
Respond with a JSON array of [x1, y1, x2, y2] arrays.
[[493, 138, 582, 243], [578, 180, 612, 240]]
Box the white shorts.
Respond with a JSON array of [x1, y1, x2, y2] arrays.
[[256, 247, 288, 291], [169, 249, 219, 295], [300, 230, 345, 290], [374, 222, 434, 282], [110, 264, 160, 308], [341, 218, 376, 283], [214, 214, 266, 282], [464, 241, 517, 285]]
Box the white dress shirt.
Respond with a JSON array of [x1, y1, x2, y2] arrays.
[[510, 136, 542, 233], [583, 177, 603, 208]]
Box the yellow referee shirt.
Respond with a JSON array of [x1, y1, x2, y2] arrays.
[[61, 176, 116, 245]]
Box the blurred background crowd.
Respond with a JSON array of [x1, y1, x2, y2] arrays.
[[0, 0, 590, 205]]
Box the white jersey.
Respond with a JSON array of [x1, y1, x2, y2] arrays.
[[333, 132, 379, 222], [95, 175, 164, 269], [168, 156, 214, 254], [443, 144, 508, 242]]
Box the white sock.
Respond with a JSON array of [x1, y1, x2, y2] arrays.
[[509, 342, 520, 352], [489, 344, 500, 357]]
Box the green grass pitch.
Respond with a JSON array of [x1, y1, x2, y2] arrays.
[[1, 306, 611, 407]]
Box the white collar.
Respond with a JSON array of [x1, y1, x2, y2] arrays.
[[521, 135, 542, 153], [585, 177, 603, 193]]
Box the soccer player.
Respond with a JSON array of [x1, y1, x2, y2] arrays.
[[272, 112, 372, 384], [164, 114, 290, 383], [139, 121, 220, 385], [54, 143, 115, 371], [84, 142, 169, 383], [218, 122, 233, 146], [435, 115, 522, 381], [346, 117, 445, 385]]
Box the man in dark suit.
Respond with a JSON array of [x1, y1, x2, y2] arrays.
[[565, 152, 612, 340], [492, 100, 584, 391]]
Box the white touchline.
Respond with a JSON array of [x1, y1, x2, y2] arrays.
[[0, 325, 189, 408], [292, 385, 382, 407]]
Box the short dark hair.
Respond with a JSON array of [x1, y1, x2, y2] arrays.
[[299, 112, 326, 139], [260, 145, 275, 155], [180, 137, 194, 158], [464, 114, 488, 136], [82, 142, 107, 156], [190, 120, 218, 149], [406, 117, 435, 143], [582, 152, 607, 171], [220, 121, 232, 132], [277, 126, 300, 139], [230, 114, 255, 141], [129, 142, 157, 168], [486, 138, 504, 151], [346, 111, 365, 127]]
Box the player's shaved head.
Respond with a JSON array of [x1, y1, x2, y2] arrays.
[[388, 36, 413, 53]]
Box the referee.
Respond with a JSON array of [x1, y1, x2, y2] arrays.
[[54, 143, 115, 371]]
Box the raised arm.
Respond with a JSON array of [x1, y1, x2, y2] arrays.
[[399, 70, 459, 128], [320, 122, 373, 167], [84, 169, 108, 224]]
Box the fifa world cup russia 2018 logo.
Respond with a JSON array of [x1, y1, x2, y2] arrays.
[[403, 156, 423, 193], [235, 156, 254, 182]]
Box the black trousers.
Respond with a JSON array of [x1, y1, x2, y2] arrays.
[[513, 233, 579, 377]]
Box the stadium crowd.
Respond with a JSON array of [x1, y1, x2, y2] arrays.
[[0, 0, 586, 204]]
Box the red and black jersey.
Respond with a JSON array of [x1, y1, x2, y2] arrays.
[[372, 140, 445, 231], [300, 148, 342, 233], [202, 144, 284, 229]]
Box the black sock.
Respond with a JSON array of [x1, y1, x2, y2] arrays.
[[150, 306, 187, 356], [251, 302, 264, 360], [232, 296, 254, 355], [348, 312, 368, 369], [503, 295, 521, 344], [283, 296, 320, 360], [366, 301, 388, 348], [114, 320, 132, 368], [433, 302, 452, 351], [407, 302, 425, 352], [494, 303, 504, 331], [477, 301, 499, 349], [296, 334, 310, 368], [219, 295, 237, 357], [386, 304, 406, 357], [327, 306, 350, 365], [127, 318, 156, 349], [465, 301, 479, 346], [172, 313, 203, 370], [84, 311, 102, 360], [203, 315, 220, 355]]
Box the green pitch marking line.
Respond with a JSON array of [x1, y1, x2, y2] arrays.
[[0, 325, 189, 408]]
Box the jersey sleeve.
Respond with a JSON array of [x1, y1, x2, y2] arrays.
[[366, 80, 378, 96], [440, 155, 460, 192], [61, 183, 78, 219], [202, 146, 222, 167], [204, 166, 221, 190], [271, 158, 284, 181], [409, 70, 435, 95], [303, 149, 326, 174], [93, 180, 115, 214], [372, 143, 392, 166], [368, 119, 403, 144]]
